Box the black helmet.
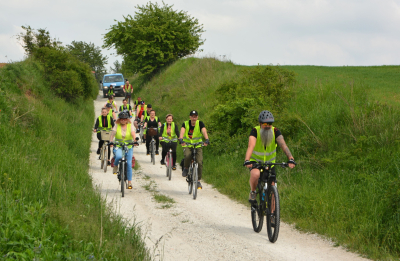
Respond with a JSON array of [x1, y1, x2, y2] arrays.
[[118, 111, 129, 119], [258, 110, 274, 123], [106, 103, 112, 108]]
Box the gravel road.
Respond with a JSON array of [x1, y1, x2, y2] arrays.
[[89, 93, 369, 261]]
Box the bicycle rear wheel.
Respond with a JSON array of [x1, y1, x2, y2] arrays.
[[192, 164, 198, 200], [188, 167, 193, 194], [120, 162, 125, 197], [100, 147, 105, 169], [103, 146, 108, 172], [266, 185, 280, 243], [251, 185, 265, 233], [168, 152, 172, 181]]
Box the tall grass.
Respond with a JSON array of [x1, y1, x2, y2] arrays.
[[131, 58, 400, 260], [0, 59, 151, 260]]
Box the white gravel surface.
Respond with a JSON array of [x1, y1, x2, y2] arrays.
[[89, 93, 370, 261]]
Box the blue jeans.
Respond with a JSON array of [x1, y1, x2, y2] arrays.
[[113, 147, 133, 181]]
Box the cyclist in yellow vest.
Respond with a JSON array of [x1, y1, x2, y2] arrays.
[[119, 99, 133, 118], [143, 109, 161, 155], [104, 95, 118, 113], [141, 104, 153, 137], [123, 80, 133, 104], [159, 114, 180, 169], [179, 110, 210, 189], [133, 96, 143, 110], [244, 110, 296, 202], [109, 111, 138, 189], [93, 107, 115, 164], [105, 103, 116, 121], [107, 85, 115, 98]]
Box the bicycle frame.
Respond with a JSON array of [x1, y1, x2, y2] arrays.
[[185, 142, 204, 200]]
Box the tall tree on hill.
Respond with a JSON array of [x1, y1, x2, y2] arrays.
[[103, 1, 205, 77], [110, 60, 122, 73], [66, 41, 108, 82]]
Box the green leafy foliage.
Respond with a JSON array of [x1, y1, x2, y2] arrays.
[[67, 41, 108, 82], [17, 26, 98, 101], [103, 1, 205, 76], [209, 65, 296, 153]]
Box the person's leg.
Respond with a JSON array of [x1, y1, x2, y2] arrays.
[[126, 148, 133, 181], [196, 148, 203, 180], [171, 142, 177, 166], [146, 134, 151, 153], [155, 134, 160, 153], [161, 142, 167, 163], [183, 147, 192, 169], [113, 147, 122, 173]]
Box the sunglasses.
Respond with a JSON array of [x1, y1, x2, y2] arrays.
[[262, 122, 273, 126]]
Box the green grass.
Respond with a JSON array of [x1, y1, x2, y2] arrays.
[[130, 57, 400, 260], [0, 60, 151, 260]]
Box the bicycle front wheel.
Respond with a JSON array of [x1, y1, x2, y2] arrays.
[[251, 187, 264, 233], [100, 147, 105, 169], [188, 167, 193, 194], [192, 164, 198, 200], [151, 142, 155, 165], [168, 152, 172, 181], [103, 146, 108, 172], [120, 162, 125, 197], [266, 185, 280, 243]]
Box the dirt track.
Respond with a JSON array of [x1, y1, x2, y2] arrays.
[[89, 93, 369, 261]]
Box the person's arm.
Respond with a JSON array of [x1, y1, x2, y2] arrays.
[[174, 124, 180, 137], [143, 118, 148, 128], [201, 127, 209, 146], [112, 110, 116, 120], [276, 135, 295, 168], [93, 118, 99, 132], [244, 136, 257, 168], [179, 126, 186, 146], [158, 117, 162, 127], [159, 125, 164, 140]]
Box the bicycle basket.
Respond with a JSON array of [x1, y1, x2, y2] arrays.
[[101, 130, 112, 141], [147, 128, 158, 136]]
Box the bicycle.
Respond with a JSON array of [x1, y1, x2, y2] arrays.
[[125, 92, 132, 105], [249, 161, 289, 243], [184, 142, 204, 200], [99, 130, 112, 172], [164, 141, 173, 181], [146, 127, 158, 165], [112, 138, 139, 197]]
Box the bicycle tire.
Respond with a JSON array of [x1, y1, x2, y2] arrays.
[[165, 153, 169, 177], [100, 147, 104, 169], [121, 162, 125, 197], [193, 164, 198, 200], [103, 146, 108, 172], [188, 167, 193, 194], [151, 142, 155, 165], [168, 152, 172, 181], [266, 185, 280, 243], [251, 185, 264, 233]]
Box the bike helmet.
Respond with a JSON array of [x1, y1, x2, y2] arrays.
[[106, 103, 112, 108], [118, 111, 129, 119], [258, 110, 274, 123]]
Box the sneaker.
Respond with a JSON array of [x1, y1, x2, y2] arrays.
[[136, 129, 140, 133], [113, 166, 118, 175], [107, 161, 111, 166], [182, 168, 188, 177], [172, 165, 176, 170], [197, 181, 202, 189], [248, 191, 256, 203], [160, 160, 165, 165], [97, 148, 101, 154], [155, 151, 159, 155], [128, 183, 133, 189], [146, 150, 150, 155], [98, 155, 101, 160]]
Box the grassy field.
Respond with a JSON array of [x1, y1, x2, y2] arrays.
[[130, 57, 400, 260], [0, 59, 151, 260]]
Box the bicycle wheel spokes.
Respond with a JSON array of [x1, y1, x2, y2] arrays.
[[266, 185, 280, 243], [103, 146, 108, 172], [165, 154, 169, 177], [188, 168, 193, 194], [251, 188, 264, 233], [192, 165, 198, 200], [151, 142, 155, 165]]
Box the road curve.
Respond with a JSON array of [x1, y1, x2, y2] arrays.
[[89, 93, 369, 261]]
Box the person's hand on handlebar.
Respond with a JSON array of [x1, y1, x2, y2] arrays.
[[204, 139, 210, 147], [287, 158, 296, 169], [93, 129, 97, 133], [243, 160, 253, 169]]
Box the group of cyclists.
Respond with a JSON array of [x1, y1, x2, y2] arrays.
[[94, 80, 296, 200]]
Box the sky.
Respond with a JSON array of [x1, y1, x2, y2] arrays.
[[1, 0, 400, 70]]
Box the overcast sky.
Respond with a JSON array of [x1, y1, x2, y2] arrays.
[[1, 0, 400, 69]]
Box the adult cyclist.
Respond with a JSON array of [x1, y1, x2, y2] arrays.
[[104, 95, 118, 113], [120, 99, 133, 118], [140, 104, 153, 138], [159, 114, 180, 169], [123, 80, 133, 104], [179, 110, 210, 189], [107, 84, 115, 98], [143, 109, 162, 155], [243, 110, 296, 202], [133, 96, 143, 110], [105, 103, 116, 121], [93, 107, 115, 164], [110, 111, 138, 189]]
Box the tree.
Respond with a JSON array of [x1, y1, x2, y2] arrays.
[[103, 2, 205, 76], [110, 60, 122, 73], [17, 25, 62, 56], [66, 41, 108, 82]]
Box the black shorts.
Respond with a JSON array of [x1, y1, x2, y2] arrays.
[[250, 165, 276, 182]]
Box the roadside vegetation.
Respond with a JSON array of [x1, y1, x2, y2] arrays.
[[130, 57, 400, 260], [0, 59, 150, 258]]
